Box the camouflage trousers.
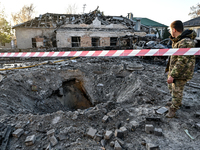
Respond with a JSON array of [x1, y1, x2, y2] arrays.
[[168, 79, 188, 109]]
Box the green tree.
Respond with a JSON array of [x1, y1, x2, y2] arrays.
[[188, 3, 200, 18], [162, 27, 171, 40], [0, 3, 12, 45], [12, 3, 35, 25]]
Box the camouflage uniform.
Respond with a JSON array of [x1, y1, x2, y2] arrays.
[[165, 29, 196, 109]]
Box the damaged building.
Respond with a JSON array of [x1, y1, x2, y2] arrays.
[[12, 8, 150, 49]]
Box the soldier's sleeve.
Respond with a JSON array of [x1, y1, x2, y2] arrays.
[[169, 55, 191, 78], [169, 38, 195, 78]]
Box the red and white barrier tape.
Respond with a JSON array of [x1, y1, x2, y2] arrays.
[[0, 48, 200, 57]]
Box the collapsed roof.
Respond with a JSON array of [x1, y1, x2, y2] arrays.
[[12, 7, 149, 32]]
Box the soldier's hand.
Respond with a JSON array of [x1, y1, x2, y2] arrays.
[[167, 76, 174, 84]]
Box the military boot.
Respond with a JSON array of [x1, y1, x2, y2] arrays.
[[166, 107, 177, 118]]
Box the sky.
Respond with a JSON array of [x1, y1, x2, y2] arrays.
[[1, 0, 200, 26]]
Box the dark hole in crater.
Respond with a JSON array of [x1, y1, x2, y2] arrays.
[[56, 79, 93, 110]]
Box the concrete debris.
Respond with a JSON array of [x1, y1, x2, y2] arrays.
[[114, 140, 122, 150], [47, 129, 55, 137], [104, 130, 113, 140], [86, 127, 97, 138], [0, 125, 13, 150], [195, 112, 200, 118], [126, 63, 144, 71], [94, 133, 103, 142], [119, 126, 128, 136], [25, 135, 36, 146], [145, 124, 154, 134], [115, 129, 124, 139], [154, 128, 163, 136], [0, 74, 3, 82], [12, 128, 24, 138], [129, 120, 140, 131], [102, 115, 109, 123], [146, 143, 159, 150], [49, 135, 58, 146], [195, 123, 200, 131], [0, 57, 199, 149], [156, 107, 168, 115]]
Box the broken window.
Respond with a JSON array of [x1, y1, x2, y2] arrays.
[[32, 38, 36, 48], [72, 37, 80, 47], [92, 37, 100, 47], [110, 37, 118, 46]]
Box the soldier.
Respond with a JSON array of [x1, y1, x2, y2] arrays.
[[165, 20, 196, 118]]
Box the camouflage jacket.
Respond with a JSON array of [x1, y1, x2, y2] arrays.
[[165, 29, 196, 80]]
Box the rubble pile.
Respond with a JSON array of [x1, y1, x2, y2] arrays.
[[16, 7, 137, 30], [0, 57, 200, 150]]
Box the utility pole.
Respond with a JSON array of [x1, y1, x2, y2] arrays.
[[83, 4, 86, 14]]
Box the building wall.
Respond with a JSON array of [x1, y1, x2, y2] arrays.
[[56, 30, 137, 48], [15, 28, 55, 49], [81, 35, 92, 47], [185, 26, 200, 40], [0, 43, 11, 48]]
